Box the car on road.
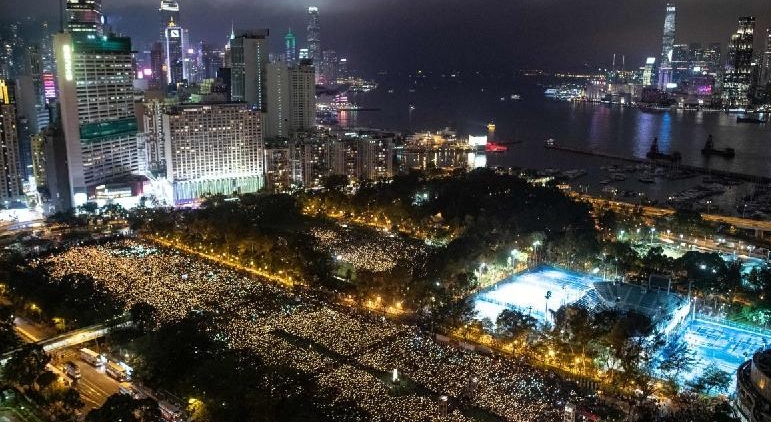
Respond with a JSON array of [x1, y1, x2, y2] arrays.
[[64, 361, 81, 379]]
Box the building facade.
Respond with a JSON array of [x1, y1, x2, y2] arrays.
[[0, 80, 24, 201], [160, 103, 264, 203], [658, 3, 677, 89], [230, 30, 269, 109], [736, 350, 771, 422], [54, 33, 142, 208], [307, 7, 321, 82], [723, 17, 756, 108], [265, 60, 316, 139], [66, 0, 104, 35]]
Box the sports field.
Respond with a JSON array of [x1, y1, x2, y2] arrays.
[[473, 266, 598, 323], [677, 317, 769, 384]]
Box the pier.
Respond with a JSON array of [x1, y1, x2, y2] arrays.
[[544, 144, 771, 184]]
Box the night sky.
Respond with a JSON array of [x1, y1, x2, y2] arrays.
[[2, 0, 770, 74]]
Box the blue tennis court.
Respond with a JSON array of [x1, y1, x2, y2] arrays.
[[677, 318, 769, 384]]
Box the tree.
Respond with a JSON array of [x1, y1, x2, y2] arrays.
[[130, 302, 158, 334], [2, 344, 50, 389], [690, 364, 732, 395], [0, 303, 19, 353], [658, 341, 696, 379], [496, 309, 537, 339], [85, 394, 163, 422]]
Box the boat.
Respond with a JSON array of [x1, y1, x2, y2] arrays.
[[611, 173, 627, 181], [737, 116, 767, 124], [638, 174, 656, 183], [599, 179, 612, 185], [511, 94, 522, 100], [602, 185, 618, 195], [544, 138, 556, 148], [485, 142, 508, 153], [645, 137, 682, 162], [701, 135, 735, 158]]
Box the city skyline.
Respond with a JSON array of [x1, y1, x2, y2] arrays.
[[2, 0, 770, 74]]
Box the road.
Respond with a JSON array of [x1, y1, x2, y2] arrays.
[[10, 317, 119, 412], [50, 349, 120, 411]]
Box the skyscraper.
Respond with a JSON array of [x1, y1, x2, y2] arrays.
[[307, 7, 321, 81], [265, 59, 316, 139], [230, 29, 269, 109], [159, 0, 180, 40], [164, 19, 185, 86], [0, 80, 24, 201], [54, 33, 141, 207], [66, 0, 104, 35], [658, 2, 676, 89], [723, 17, 755, 108], [762, 28, 771, 86], [285, 28, 297, 66]]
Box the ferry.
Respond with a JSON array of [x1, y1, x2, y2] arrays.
[[611, 173, 627, 181], [544, 138, 556, 148]]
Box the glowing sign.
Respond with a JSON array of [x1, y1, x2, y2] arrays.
[[169, 29, 180, 38], [143, 68, 153, 76], [666, 83, 678, 89], [43, 73, 56, 99], [63, 44, 73, 81], [645, 57, 656, 65]]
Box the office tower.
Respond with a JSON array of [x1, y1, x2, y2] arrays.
[[159, 0, 180, 40], [338, 58, 349, 80], [230, 30, 269, 109], [670, 44, 689, 84], [723, 17, 755, 108], [307, 6, 321, 82], [164, 19, 186, 86], [66, 0, 104, 35], [0, 80, 24, 201], [149, 42, 165, 90], [200, 42, 223, 80], [658, 2, 676, 89], [642, 58, 656, 87], [321, 49, 338, 84], [158, 103, 264, 203], [265, 60, 316, 139], [53, 33, 141, 207], [285, 29, 297, 66], [762, 28, 771, 86]]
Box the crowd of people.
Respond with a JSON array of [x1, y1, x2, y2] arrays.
[[35, 239, 589, 421], [311, 226, 430, 272]]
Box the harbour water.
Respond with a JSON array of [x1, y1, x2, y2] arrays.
[[344, 75, 771, 215]]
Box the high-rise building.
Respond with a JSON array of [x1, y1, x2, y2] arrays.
[[723, 17, 755, 108], [321, 49, 338, 84], [158, 103, 264, 203], [0, 80, 23, 201], [159, 0, 180, 40], [642, 57, 656, 87], [54, 33, 142, 208], [761, 28, 771, 86], [658, 2, 676, 89], [164, 19, 186, 86], [200, 42, 223, 80], [284, 29, 297, 66], [66, 0, 104, 35], [230, 29, 269, 109], [265, 60, 316, 139], [307, 7, 321, 82], [149, 42, 165, 90], [329, 136, 394, 182]]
